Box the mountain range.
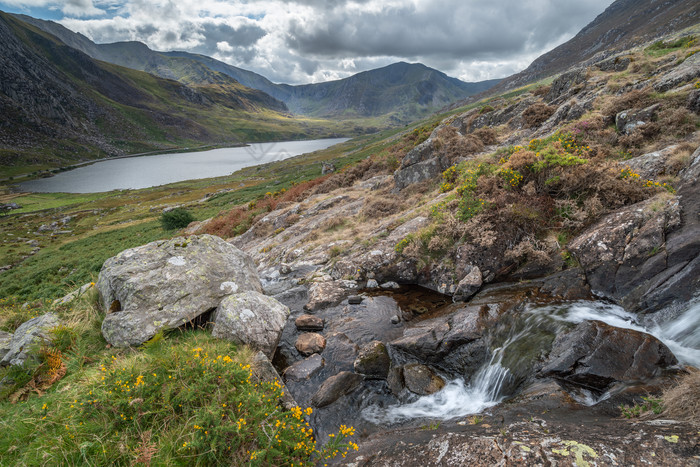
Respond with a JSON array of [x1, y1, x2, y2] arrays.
[[13, 14, 497, 120]]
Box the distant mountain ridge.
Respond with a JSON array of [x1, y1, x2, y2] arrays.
[[14, 14, 498, 121]]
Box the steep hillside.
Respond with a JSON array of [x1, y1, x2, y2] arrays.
[[16, 15, 497, 121], [491, 0, 699, 93], [0, 12, 344, 173]]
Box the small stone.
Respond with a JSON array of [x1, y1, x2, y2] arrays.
[[295, 314, 324, 331], [311, 371, 363, 407], [279, 263, 292, 275], [366, 279, 379, 288], [283, 354, 325, 382], [453, 265, 482, 302], [390, 315, 400, 324], [348, 295, 363, 305], [354, 341, 391, 379], [295, 332, 326, 356], [403, 363, 445, 395], [381, 281, 400, 290]]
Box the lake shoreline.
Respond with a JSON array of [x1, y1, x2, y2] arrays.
[[17, 138, 349, 194]]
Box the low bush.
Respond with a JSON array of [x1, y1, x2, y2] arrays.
[[161, 208, 195, 230], [522, 102, 556, 128]]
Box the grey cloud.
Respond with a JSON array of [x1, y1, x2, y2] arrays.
[[193, 21, 266, 53], [285, 0, 611, 60]]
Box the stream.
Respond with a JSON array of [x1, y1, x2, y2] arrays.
[[363, 297, 700, 424]]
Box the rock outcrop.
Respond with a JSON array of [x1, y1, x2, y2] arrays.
[[539, 320, 677, 392], [98, 235, 262, 347], [0, 313, 59, 367]]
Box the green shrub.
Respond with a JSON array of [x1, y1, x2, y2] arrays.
[[161, 208, 195, 230]]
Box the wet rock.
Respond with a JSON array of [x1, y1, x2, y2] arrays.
[[539, 320, 678, 393], [390, 315, 400, 324], [0, 313, 59, 367], [390, 305, 489, 377], [354, 341, 391, 379], [99, 235, 261, 347], [452, 265, 482, 302], [538, 268, 591, 300], [296, 332, 326, 356], [348, 295, 363, 305], [381, 281, 400, 290], [272, 285, 309, 313], [615, 103, 660, 134], [295, 314, 324, 331], [304, 280, 358, 312], [283, 354, 325, 382], [311, 371, 364, 408], [212, 291, 290, 358], [366, 279, 379, 288], [568, 194, 681, 306], [252, 351, 297, 410], [402, 363, 445, 395]]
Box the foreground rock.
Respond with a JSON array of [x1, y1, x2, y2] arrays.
[[295, 332, 326, 356], [0, 313, 59, 367], [539, 320, 677, 393], [311, 371, 364, 408], [98, 235, 261, 347], [338, 381, 700, 466], [212, 291, 289, 357]]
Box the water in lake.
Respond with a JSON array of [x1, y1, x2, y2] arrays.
[[19, 138, 348, 193], [364, 297, 700, 423]]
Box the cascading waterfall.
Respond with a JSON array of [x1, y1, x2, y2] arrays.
[[363, 297, 700, 423]]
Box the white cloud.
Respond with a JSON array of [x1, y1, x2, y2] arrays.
[[5, 0, 614, 84]]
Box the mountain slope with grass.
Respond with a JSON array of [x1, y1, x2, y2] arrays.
[[0, 11, 346, 175], [15, 14, 498, 121]]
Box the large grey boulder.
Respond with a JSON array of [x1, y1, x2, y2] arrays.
[[99, 235, 262, 347], [212, 291, 290, 357], [539, 320, 677, 393], [0, 313, 59, 367]]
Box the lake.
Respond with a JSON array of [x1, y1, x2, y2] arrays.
[[19, 138, 349, 193]]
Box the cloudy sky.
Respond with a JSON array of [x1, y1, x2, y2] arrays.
[[0, 0, 613, 84]]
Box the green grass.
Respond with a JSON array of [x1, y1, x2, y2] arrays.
[[0, 294, 358, 466], [0, 221, 165, 300], [645, 35, 697, 57]]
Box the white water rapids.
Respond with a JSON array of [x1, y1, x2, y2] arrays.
[[363, 298, 700, 423]]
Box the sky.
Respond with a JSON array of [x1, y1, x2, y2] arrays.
[[0, 0, 614, 85]]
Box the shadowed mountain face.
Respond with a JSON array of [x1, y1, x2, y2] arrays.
[[0, 12, 332, 168], [14, 14, 498, 121], [490, 0, 700, 93]]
